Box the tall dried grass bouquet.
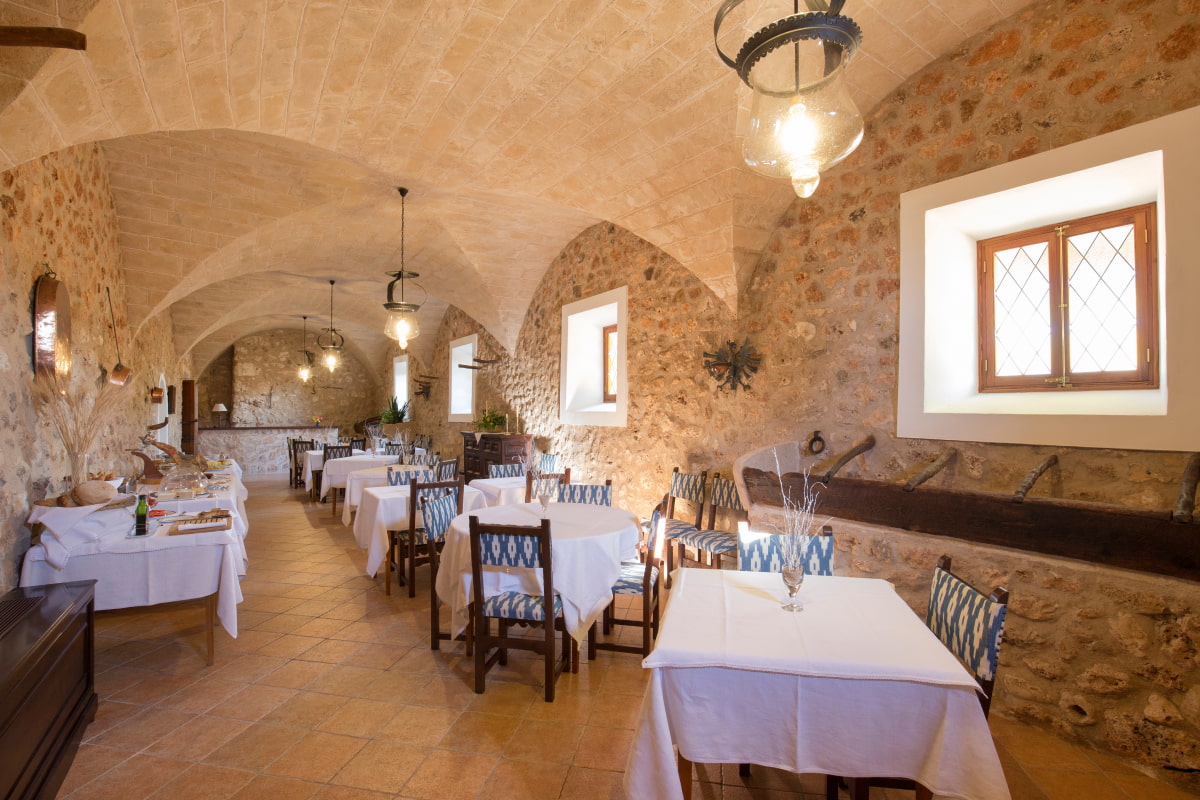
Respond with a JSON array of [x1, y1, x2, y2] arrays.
[[772, 448, 825, 561], [31, 371, 127, 484]]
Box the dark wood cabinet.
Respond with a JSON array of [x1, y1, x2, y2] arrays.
[[0, 581, 97, 800], [460, 432, 532, 482]]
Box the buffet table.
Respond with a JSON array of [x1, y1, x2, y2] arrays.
[[625, 569, 1010, 800]]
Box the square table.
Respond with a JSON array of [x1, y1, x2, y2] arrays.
[[319, 454, 398, 501], [467, 475, 527, 507], [301, 447, 366, 491], [341, 463, 430, 525], [435, 502, 641, 643], [357, 484, 487, 578], [625, 569, 1010, 800]]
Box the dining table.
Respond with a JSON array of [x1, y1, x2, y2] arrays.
[[357, 483, 487, 577], [301, 447, 366, 492], [341, 463, 429, 525], [624, 568, 1011, 800], [21, 499, 245, 653], [434, 502, 640, 643], [467, 475, 528, 507], [318, 453, 399, 501]]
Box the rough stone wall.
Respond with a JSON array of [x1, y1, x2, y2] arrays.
[[228, 329, 379, 434], [197, 427, 338, 474], [197, 346, 234, 427], [0, 144, 188, 593], [411, 0, 1200, 787]]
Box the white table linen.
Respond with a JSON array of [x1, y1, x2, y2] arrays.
[[358, 484, 486, 577], [467, 476, 527, 507], [319, 454, 397, 500], [435, 502, 640, 643], [301, 448, 365, 490], [341, 463, 429, 525], [625, 569, 1010, 800], [21, 505, 243, 637]]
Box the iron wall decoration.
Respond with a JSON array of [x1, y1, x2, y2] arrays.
[[703, 338, 761, 392]]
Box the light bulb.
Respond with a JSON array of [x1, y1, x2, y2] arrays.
[[740, 37, 863, 198], [324, 352, 339, 371], [384, 307, 419, 349], [298, 365, 312, 382]]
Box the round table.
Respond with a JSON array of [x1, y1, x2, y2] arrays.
[[435, 502, 641, 642]]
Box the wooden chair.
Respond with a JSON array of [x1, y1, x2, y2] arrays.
[[468, 515, 571, 702], [671, 474, 745, 572], [348, 436, 366, 450], [538, 453, 563, 473], [405, 475, 466, 598], [290, 439, 316, 489], [660, 467, 707, 588], [436, 457, 459, 481], [525, 469, 571, 503], [598, 497, 664, 657], [379, 468, 435, 595], [842, 555, 1009, 800], [383, 442, 406, 457], [556, 480, 612, 505], [488, 461, 525, 479], [387, 467, 434, 487], [409, 450, 439, 467], [321, 444, 353, 511], [423, 490, 463, 650], [736, 524, 835, 575]]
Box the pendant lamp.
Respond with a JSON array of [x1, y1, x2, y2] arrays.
[[383, 187, 425, 349], [317, 280, 344, 371]]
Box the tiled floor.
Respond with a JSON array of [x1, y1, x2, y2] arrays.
[[56, 475, 1197, 800]]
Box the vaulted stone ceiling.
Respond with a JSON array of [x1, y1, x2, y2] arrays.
[[0, 0, 1028, 373]]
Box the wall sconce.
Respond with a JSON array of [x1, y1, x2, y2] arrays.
[[703, 338, 761, 391], [715, 0, 864, 197]]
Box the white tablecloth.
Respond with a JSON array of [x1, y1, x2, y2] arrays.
[[341, 464, 429, 525], [22, 505, 244, 637], [467, 476, 527, 507], [319, 454, 397, 499], [435, 502, 640, 643], [358, 484, 486, 577], [301, 448, 365, 490], [625, 569, 1010, 800]]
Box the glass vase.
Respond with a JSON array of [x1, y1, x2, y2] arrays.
[[68, 451, 89, 488]]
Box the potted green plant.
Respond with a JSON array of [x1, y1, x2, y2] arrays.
[[476, 408, 507, 432], [380, 397, 411, 439]]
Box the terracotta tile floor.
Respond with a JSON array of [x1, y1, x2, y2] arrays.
[[57, 475, 1196, 800]]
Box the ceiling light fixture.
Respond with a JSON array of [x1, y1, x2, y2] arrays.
[[715, 0, 864, 198], [317, 280, 344, 372], [297, 315, 314, 382], [383, 187, 425, 349]]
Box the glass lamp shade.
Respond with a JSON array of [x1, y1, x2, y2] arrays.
[[323, 350, 340, 371], [298, 364, 312, 382], [384, 306, 420, 348], [741, 40, 863, 197]]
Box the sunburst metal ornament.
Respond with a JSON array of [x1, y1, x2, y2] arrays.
[[703, 338, 761, 392]]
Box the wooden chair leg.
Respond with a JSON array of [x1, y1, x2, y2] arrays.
[[824, 775, 840, 800], [642, 592, 652, 657], [407, 533, 418, 598], [739, 764, 751, 777], [545, 618, 556, 702], [587, 622, 596, 660], [665, 539, 675, 589], [429, 548, 441, 650], [474, 616, 487, 694]]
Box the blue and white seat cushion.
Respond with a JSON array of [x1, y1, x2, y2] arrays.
[[613, 562, 659, 594], [675, 528, 736, 555], [387, 467, 415, 486], [489, 462, 525, 478], [557, 483, 612, 506], [927, 567, 1007, 683], [736, 531, 835, 576], [482, 591, 563, 621], [662, 518, 701, 540]]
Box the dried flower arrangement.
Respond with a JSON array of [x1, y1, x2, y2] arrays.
[[31, 371, 127, 487]]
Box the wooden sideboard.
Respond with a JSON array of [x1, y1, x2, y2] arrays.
[[0, 580, 97, 800], [460, 432, 532, 482]]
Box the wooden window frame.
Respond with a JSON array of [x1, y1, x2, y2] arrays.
[[602, 324, 617, 403], [977, 203, 1158, 393]]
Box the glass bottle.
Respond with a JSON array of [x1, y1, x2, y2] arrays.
[[135, 494, 149, 536]]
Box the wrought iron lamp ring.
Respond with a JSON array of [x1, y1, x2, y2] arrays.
[[734, 13, 862, 89]]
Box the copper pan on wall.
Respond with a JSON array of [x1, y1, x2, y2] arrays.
[[33, 272, 72, 378], [104, 287, 132, 386]]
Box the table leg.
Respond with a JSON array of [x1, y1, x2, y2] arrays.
[[205, 592, 216, 666], [676, 751, 692, 800]]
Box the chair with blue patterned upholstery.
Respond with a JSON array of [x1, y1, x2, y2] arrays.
[[842, 554, 1009, 800], [669, 474, 745, 574], [436, 457, 459, 481], [525, 468, 571, 503], [422, 490, 464, 649], [383, 441, 406, 457], [402, 475, 466, 598], [468, 516, 571, 702], [408, 450, 439, 467], [387, 467, 434, 487], [319, 444, 353, 509], [736, 524, 836, 576], [538, 453, 562, 473], [488, 461, 526, 479], [556, 480, 613, 506], [597, 497, 664, 657], [659, 467, 707, 588]]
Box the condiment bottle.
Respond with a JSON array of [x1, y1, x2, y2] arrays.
[[135, 494, 149, 536]]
